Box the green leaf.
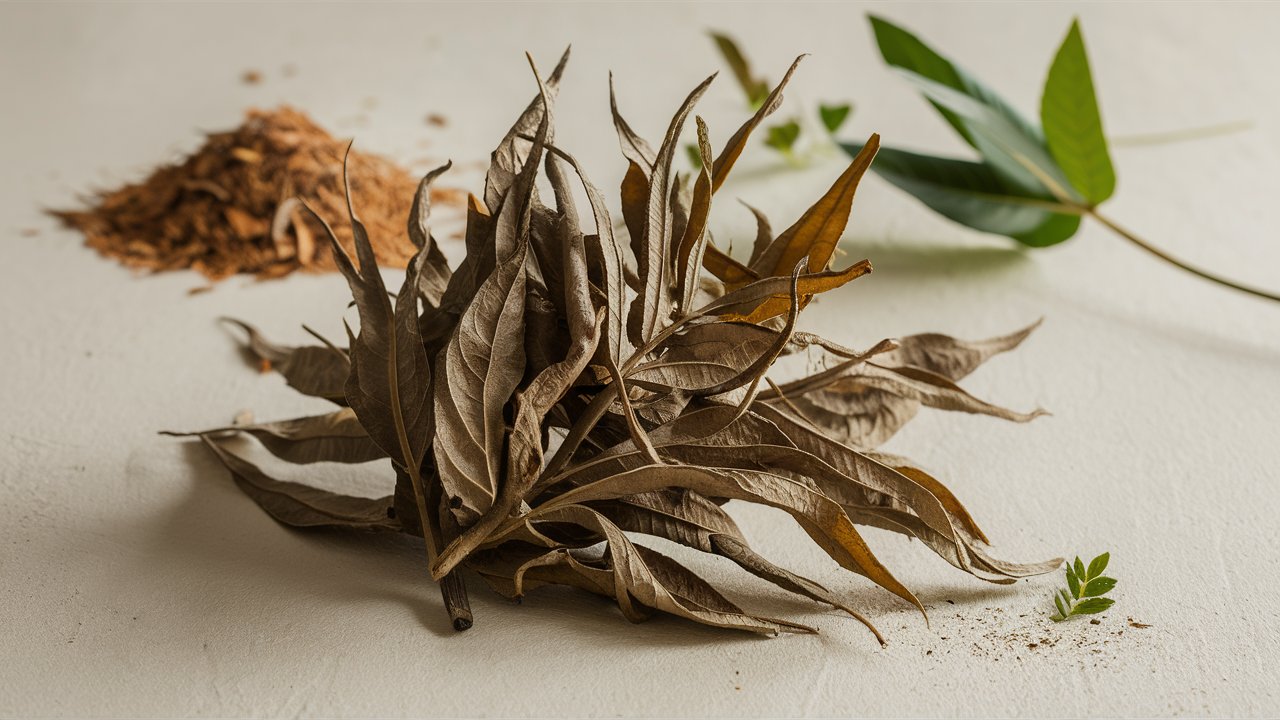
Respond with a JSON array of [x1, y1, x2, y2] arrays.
[[1041, 19, 1115, 205], [1073, 556, 1086, 582], [868, 14, 1044, 151], [868, 14, 976, 146], [1065, 565, 1080, 597], [843, 142, 1081, 246], [710, 31, 770, 109], [685, 142, 704, 170], [1053, 593, 1068, 620], [897, 72, 1077, 202], [1073, 597, 1115, 615], [819, 103, 852, 134], [1087, 551, 1110, 580], [1082, 576, 1117, 597], [764, 121, 801, 154]]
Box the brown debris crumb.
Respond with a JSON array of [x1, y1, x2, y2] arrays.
[[1129, 621, 1152, 629], [241, 70, 263, 85], [426, 113, 448, 127], [19, 228, 40, 237], [52, 106, 464, 281]]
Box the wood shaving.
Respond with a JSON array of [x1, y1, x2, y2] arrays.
[[53, 106, 460, 280]]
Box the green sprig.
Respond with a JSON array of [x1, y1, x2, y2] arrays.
[[856, 15, 1280, 303], [1050, 552, 1116, 621]]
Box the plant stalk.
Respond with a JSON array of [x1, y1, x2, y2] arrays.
[[398, 466, 473, 631], [426, 477, 473, 631], [439, 570, 474, 631], [1088, 210, 1280, 304]]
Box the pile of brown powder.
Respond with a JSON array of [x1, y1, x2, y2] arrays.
[[54, 106, 459, 280]]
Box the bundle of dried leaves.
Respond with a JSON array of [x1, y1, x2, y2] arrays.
[[54, 106, 459, 280], [174, 52, 1060, 642]]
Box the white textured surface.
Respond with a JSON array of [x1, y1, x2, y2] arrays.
[[2, 2, 1279, 717]]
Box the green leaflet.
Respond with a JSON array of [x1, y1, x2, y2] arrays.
[[844, 142, 1081, 246], [764, 120, 801, 154], [710, 31, 770, 108], [819, 103, 852, 134], [869, 15, 1044, 151], [1042, 19, 1116, 205], [896, 72, 1077, 202], [685, 143, 703, 170]]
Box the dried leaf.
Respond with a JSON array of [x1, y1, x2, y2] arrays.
[[741, 200, 775, 268], [199, 433, 397, 531], [627, 74, 716, 347], [629, 320, 778, 394], [534, 504, 810, 634], [221, 318, 349, 404], [704, 259, 872, 323], [674, 117, 714, 313], [311, 161, 434, 540], [432, 241, 528, 525], [520, 463, 926, 617], [750, 135, 880, 279], [711, 57, 804, 193], [878, 320, 1041, 381], [165, 408, 384, 465], [407, 163, 455, 308], [539, 143, 630, 363]]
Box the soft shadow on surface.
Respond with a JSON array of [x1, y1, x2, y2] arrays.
[[114, 440, 804, 648], [1042, 278, 1280, 366], [916, 579, 1047, 609], [116, 434, 1050, 651], [837, 238, 1032, 281], [141, 440, 463, 637]]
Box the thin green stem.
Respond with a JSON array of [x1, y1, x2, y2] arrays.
[[1109, 120, 1252, 148], [1089, 210, 1280, 304]]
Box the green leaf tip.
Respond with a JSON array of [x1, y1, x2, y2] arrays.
[[1087, 552, 1110, 578], [1041, 17, 1115, 205], [764, 121, 801, 154], [819, 104, 852, 134], [685, 143, 704, 170], [709, 30, 770, 109]]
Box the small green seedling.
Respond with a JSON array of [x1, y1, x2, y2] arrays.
[[1051, 552, 1117, 621]]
